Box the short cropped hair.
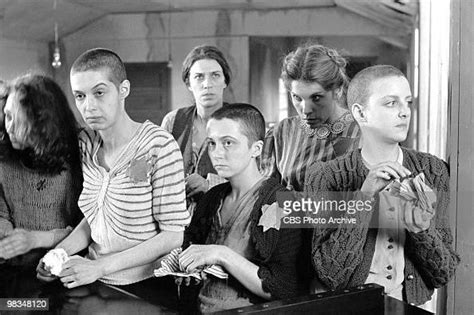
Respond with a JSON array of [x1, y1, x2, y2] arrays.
[[281, 44, 349, 102], [210, 103, 265, 146], [182, 45, 232, 87], [347, 65, 405, 107], [8, 74, 80, 173], [71, 48, 127, 89]]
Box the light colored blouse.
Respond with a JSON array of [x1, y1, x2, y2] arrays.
[[78, 121, 190, 285], [365, 148, 405, 301]]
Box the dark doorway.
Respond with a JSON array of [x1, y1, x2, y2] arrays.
[[125, 62, 170, 125]]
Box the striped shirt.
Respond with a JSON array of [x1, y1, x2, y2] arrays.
[[261, 113, 360, 191], [78, 120, 190, 285]]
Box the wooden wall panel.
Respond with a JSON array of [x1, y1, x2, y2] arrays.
[[448, 0, 474, 314]]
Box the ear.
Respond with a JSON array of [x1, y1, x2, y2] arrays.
[[251, 140, 264, 158], [119, 80, 130, 99], [351, 103, 367, 123]]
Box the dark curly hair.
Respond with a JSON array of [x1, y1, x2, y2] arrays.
[[181, 45, 232, 87], [6, 74, 80, 174], [0, 80, 12, 157]]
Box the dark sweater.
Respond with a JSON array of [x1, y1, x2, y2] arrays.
[[305, 147, 460, 305], [184, 177, 303, 300]]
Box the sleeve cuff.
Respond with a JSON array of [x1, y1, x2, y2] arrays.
[[158, 224, 186, 233]]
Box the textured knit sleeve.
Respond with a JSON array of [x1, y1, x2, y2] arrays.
[[251, 181, 303, 299], [260, 127, 281, 182], [404, 158, 460, 288], [305, 160, 374, 290], [151, 133, 190, 232], [256, 214, 302, 299]]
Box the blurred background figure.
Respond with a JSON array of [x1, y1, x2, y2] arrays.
[[0, 74, 83, 267]]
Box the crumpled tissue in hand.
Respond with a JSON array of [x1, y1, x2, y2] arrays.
[[43, 248, 69, 276], [386, 173, 437, 210], [384, 173, 437, 231]]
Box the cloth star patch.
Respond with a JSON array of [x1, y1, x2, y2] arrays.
[[128, 157, 151, 183], [258, 202, 288, 232]]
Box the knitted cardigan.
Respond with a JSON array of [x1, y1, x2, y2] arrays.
[[305, 147, 460, 305], [184, 177, 303, 300]]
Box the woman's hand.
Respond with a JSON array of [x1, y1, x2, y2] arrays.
[[0, 229, 37, 259], [174, 275, 203, 287], [36, 258, 58, 282], [178, 244, 227, 273], [59, 256, 105, 289], [361, 161, 411, 196], [185, 174, 209, 198]]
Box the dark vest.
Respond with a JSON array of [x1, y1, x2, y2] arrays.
[[171, 105, 216, 178]]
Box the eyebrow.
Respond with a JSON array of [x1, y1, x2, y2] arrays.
[[291, 91, 325, 97], [193, 70, 223, 75], [92, 83, 108, 89], [382, 95, 412, 100], [72, 82, 108, 94], [207, 135, 238, 141], [381, 95, 398, 100]]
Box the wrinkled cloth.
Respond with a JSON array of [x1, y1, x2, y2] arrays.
[[386, 173, 436, 230], [154, 248, 228, 280], [42, 248, 69, 276]]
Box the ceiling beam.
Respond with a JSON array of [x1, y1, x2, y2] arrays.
[[335, 0, 417, 34]]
